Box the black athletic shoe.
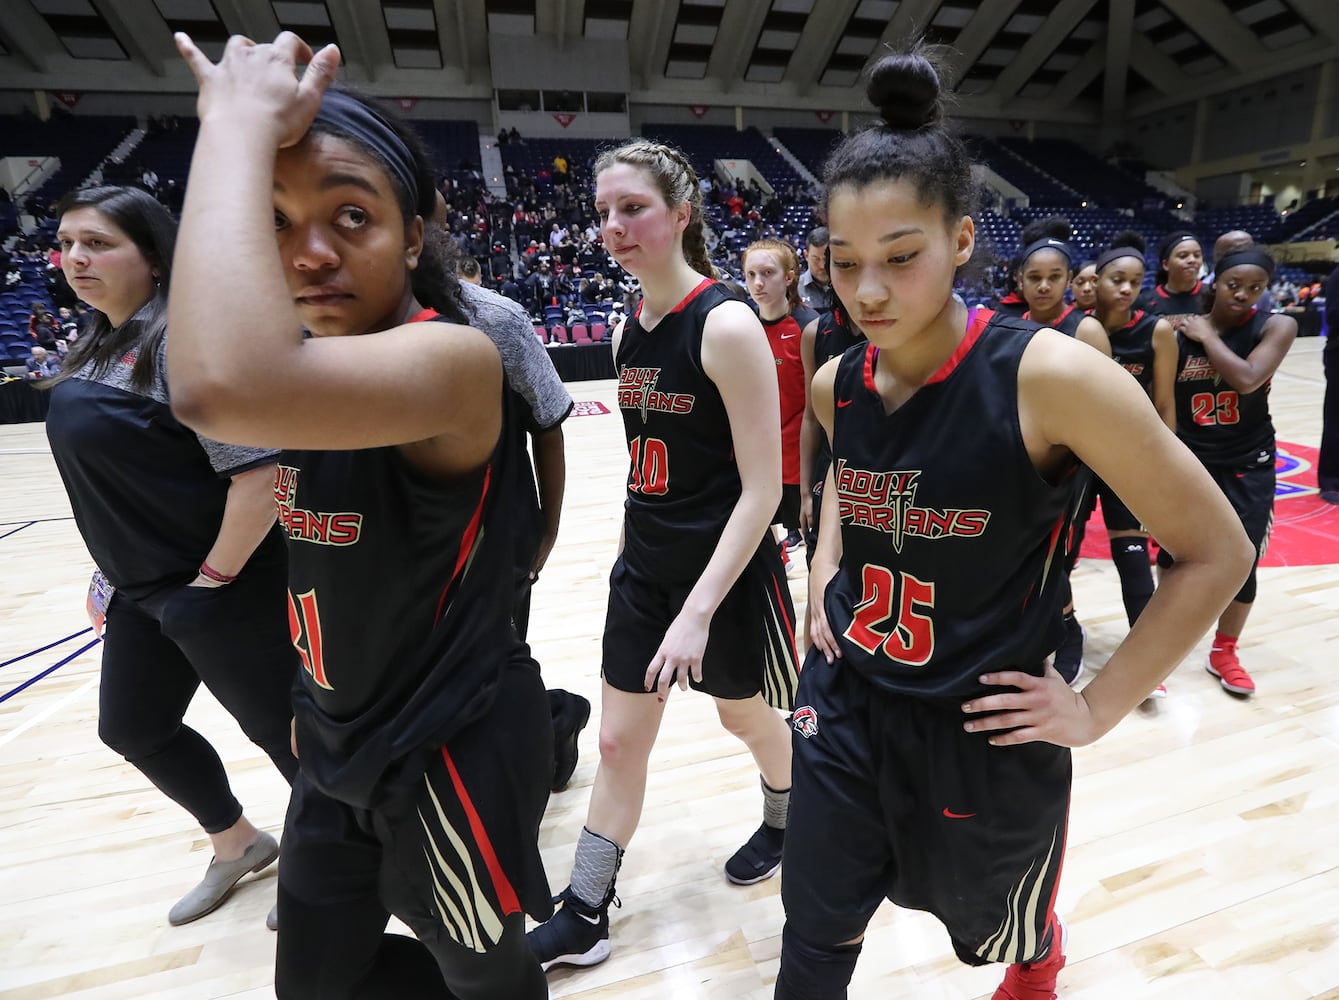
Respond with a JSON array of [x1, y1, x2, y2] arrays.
[[527, 887, 612, 972], [782, 529, 804, 552], [1053, 614, 1084, 688], [549, 690, 592, 793], [724, 822, 784, 885]]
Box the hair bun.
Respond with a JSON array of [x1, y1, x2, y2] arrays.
[[866, 51, 943, 131], [1109, 229, 1146, 254]]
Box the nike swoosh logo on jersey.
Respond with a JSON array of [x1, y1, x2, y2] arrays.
[[942, 808, 976, 819], [836, 399, 854, 408], [781, 333, 797, 339]]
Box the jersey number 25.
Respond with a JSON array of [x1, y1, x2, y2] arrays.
[[843, 565, 936, 666]]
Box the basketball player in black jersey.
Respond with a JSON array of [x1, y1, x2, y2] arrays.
[[1070, 260, 1098, 312], [170, 34, 550, 999], [773, 48, 1253, 1000], [799, 295, 863, 576], [1140, 230, 1206, 326], [527, 139, 799, 974], [1087, 234, 1179, 697], [1157, 247, 1297, 697], [1015, 222, 1111, 686]]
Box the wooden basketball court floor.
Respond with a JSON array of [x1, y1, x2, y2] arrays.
[[1, 336, 1337, 1000]]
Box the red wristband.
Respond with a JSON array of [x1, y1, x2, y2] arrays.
[[199, 562, 237, 584]]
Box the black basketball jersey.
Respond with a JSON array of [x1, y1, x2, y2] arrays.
[[1024, 303, 1085, 338], [1106, 309, 1161, 391], [994, 292, 1027, 318], [616, 279, 748, 580], [1141, 281, 1205, 328], [812, 305, 866, 492], [281, 323, 524, 809], [1174, 307, 1275, 466], [823, 309, 1076, 702]]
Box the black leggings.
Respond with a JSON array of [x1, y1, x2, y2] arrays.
[[98, 562, 299, 834]]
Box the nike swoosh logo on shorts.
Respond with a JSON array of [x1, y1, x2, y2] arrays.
[[942, 808, 976, 819], [836, 399, 854, 408]]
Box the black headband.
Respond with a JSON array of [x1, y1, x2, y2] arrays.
[[1161, 231, 1198, 258], [1215, 248, 1275, 280], [1095, 246, 1144, 274], [314, 90, 419, 212], [1019, 238, 1073, 270]]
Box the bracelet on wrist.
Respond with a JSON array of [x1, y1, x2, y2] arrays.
[[198, 562, 237, 584]]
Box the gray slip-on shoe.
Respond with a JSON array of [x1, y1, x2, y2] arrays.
[[266, 903, 278, 931], [168, 831, 280, 926]]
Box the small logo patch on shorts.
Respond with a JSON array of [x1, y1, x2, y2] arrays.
[[792, 706, 819, 738]]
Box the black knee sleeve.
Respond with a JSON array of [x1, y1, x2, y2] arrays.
[[1109, 536, 1154, 626], [774, 924, 863, 1000], [1234, 563, 1258, 605]]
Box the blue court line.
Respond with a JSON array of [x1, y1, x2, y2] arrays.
[[0, 516, 75, 527], [1, 628, 95, 669], [0, 521, 37, 541], [0, 637, 101, 704]]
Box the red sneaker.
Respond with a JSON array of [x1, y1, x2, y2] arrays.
[[1207, 639, 1254, 695], [993, 917, 1067, 1000]]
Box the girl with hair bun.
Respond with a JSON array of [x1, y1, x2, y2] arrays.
[[526, 139, 799, 974], [1141, 229, 1206, 326], [743, 237, 819, 558], [1157, 246, 1297, 697], [1070, 260, 1099, 312], [776, 47, 1253, 1000], [170, 33, 555, 998]]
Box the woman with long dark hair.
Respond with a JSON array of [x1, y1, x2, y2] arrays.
[[44, 185, 298, 928]]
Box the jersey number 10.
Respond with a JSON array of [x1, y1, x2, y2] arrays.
[[628, 436, 670, 495], [843, 565, 936, 666]]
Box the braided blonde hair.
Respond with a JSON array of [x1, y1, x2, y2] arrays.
[[594, 139, 716, 280]]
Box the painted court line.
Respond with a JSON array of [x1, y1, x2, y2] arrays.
[[0, 675, 99, 751], [0, 637, 102, 707], [1, 628, 94, 669]]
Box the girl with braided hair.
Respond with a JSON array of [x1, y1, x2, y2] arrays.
[[527, 138, 799, 973]]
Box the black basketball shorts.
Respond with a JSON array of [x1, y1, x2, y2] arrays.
[[278, 653, 554, 957], [1093, 476, 1143, 534], [773, 483, 801, 532], [782, 652, 1071, 967], [602, 536, 799, 710], [1156, 454, 1274, 569]]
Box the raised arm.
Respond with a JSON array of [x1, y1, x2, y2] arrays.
[[643, 299, 782, 695], [1182, 313, 1297, 395], [166, 32, 500, 470]]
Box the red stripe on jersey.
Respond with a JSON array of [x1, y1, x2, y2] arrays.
[[439, 746, 523, 916], [1120, 309, 1146, 331], [926, 308, 991, 385], [1233, 306, 1259, 328], [1023, 303, 1076, 326], [771, 572, 798, 664], [634, 278, 716, 321], [863, 342, 879, 394], [409, 307, 440, 324], [434, 465, 492, 624]]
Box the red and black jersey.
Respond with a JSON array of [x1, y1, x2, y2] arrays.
[[1024, 303, 1086, 338], [1174, 307, 1275, 466], [1140, 281, 1205, 329], [282, 318, 525, 810], [616, 279, 755, 581], [811, 305, 866, 492], [823, 309, 1076, 702], [994, 291, 1027, 318], [1106, 309, 1161, 391], [762, 304, 818, 485]]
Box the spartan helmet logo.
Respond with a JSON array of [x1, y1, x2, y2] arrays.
[[791, 706, 819, 739]]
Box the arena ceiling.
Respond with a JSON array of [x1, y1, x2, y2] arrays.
[[0, 0, 1336, 121]]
